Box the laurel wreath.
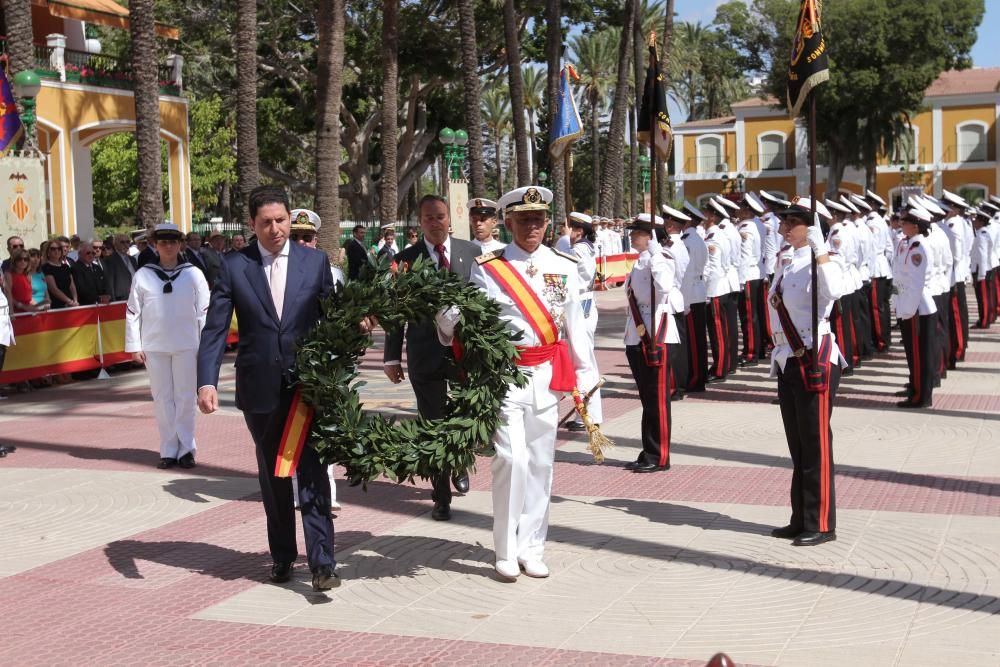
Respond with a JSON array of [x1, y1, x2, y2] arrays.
[[294, 255, 524, 487]]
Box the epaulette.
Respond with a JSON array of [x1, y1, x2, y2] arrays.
[[719, 222, 728, 229], [662, 250, 674, 260], [681, 232, 690, 240], [475, 249, 504, 265], [780, 244, 791, 253], [705, 233, 715, 240], [550, 247, 579, 263], [910, 241, 921, 249]]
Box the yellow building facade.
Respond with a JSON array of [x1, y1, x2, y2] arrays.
[[4, 0, 190, 238], [671, 68, 1000, 209]]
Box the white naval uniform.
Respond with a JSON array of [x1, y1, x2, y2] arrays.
[[0, 275, 13, 348], [125, 262, 210, 460], [556, 234, 603, 425], [892, 237, 937, 320], [473, 237, 507, 253], [470, 243, 593, 564]]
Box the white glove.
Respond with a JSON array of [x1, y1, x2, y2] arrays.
[[806, 222, 828, 256], [434, 305, 460, 346]]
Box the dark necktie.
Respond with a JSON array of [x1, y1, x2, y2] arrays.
[[435, 243, 449, 270]]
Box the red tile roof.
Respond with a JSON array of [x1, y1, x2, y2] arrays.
[[675, 115, 736, 130], [926, 67, 1000, 97]]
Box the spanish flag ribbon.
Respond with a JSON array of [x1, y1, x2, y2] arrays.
[[480, 257, 560, 345], [274, 388, 315, 478]]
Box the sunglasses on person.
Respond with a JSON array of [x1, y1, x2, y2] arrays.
[[9, 243, 24, 250], [290, 233, 315, 243]]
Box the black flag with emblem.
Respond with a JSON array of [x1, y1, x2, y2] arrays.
[[786, 0, 830, 117], [637, 37, 673, 160]]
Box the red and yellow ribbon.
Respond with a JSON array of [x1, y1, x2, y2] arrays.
[[274, 388, 315, 478], [481, 257, 559, 345]]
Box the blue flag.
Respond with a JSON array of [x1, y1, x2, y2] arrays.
[[548, 64, 583, 160], [0, 65, 23, 156]]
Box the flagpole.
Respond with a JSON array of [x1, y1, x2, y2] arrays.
[[648, 33, 657, 223], [809, 93, 819, 369]]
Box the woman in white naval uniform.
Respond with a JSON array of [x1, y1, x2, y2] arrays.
[[556, 212, 603, 430], [0, 269, 14, 457], [622, 214, 676, 473], [126, 224, 210, 468], [767, 198, 844, 547], [893, 205, 938, 409], [464, 186, 594, 581]]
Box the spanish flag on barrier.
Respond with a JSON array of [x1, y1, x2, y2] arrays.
[[274, 388, 315, 478], [787, 0, 830, 117]]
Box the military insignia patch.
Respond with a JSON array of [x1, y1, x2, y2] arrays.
[[912, 253, 922, 267], [296, 212, 310, 224], [524, 187, 541, 204]]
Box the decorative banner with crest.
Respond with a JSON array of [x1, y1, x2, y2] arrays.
[[0, 155, 49, 250]]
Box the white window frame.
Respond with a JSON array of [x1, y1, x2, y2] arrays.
[[756, 131, 787, 170], [956, 121, 988, 162], [956, 183, 989, 204], [696, 134, 725, 173]]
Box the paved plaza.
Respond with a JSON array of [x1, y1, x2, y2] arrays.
[[1, 287, 999, 666]]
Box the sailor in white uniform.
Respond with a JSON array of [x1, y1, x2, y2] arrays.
[[468, 198, 507, 253]]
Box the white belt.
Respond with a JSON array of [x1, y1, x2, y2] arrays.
[[772, 321, 831, 348]]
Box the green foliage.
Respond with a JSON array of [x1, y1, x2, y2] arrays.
[[189, 95, 236, 216], [295, 255, 525, 486], [90, 134, 169, 227]]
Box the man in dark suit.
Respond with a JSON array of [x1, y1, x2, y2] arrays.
[[383, 194, 480, 521], [104, 234, 138, 301], [69, 240, 109, 305], [200, 232, 225, 287], [197, 185, 340, 591], [345, 225, 369, 280], [136, 234, 159, 268]]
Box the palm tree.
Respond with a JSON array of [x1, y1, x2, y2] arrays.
[[501, 0, 530, 186], [482, 87, 511, 194], [2, 0, 33, 76], [457, 0, 487, 196], [668, 22, 706, 119], [571, 31, 616, 211], [380, 0, 400, 225], [598, 0, 637, 217], [129, 0, 165, 228], [235, 0, 259, 222], [315, 0, 347, 263], [522, 66, 545, 180]]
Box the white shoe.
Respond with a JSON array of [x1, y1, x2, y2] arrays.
[[517, 559, 550, 578], [495, 559, 520, 580]]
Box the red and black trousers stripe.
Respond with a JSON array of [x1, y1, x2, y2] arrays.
[[899, 313, 935, 408]]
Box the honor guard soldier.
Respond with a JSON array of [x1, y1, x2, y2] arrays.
[[862, 190, 894, 353], [680, 203, 709, 392], [714, 196, 742, 373], [971, 208, 995, 328], [893, 205, 937, 409], [557, 212, 603, 431], [735, 193, 764, 365], [767, 198, 844, 547], [126, 224, 211, 469], [824, 199, 857, 371], [623, 214, 675, 472], [661, 205, 691, 397], [918, 195, 954, 384], [848, 195, 877, 360], [466, 186, 596, 581], [468, 198, 506, 252], [699, 198, 733, 381], [837, 195, 865, 369], [941, 191, 972, 366]]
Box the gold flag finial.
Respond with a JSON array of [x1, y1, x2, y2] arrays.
[[647, 31, 657, 48]]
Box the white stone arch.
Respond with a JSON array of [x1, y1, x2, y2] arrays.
[[956, 120, 989, 162], [35, 116, 69, 236], [696, 134, 726, 173], [756, 131, 787, 170]]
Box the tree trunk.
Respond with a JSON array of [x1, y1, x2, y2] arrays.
[[457, 0, 486, 197], [597, 0, 636, 217], [380, 0, 400, 225], [825, 150, 846, 199], [527, 108, 538, 181], [235, 0, 260, 223], [590, 90, 600, 211], [129, 0, 165, 229], [315, 0, 347, 263], [502, 0, 530, 187], [2, 0, 34, 76], [545, 0, 565, 224]]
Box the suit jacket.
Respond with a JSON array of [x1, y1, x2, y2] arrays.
[[197, 242, 335, 414], [104, 253, 138, 301], [345, 238, 369, 280], [183, 248, 209, 279], [383, 238, 479, 379], [200, 246, 223, 286], [137, 246, 159, 268], [70, 261, 108, 305]]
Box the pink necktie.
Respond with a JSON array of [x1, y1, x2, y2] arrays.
[[270, 254, 285, 319]]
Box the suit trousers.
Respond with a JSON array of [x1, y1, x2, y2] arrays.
[[707, 297, 728, 378], [724, 292, 739, 373], [957, 281, 969, 354], [144, 351, 198, 459], [626, 345, 671, 468], [685, 304, 708, 391], [932, 293, 949, 381], [856, 283, 875, 358], [410, 375, 453, 506], [776, 350, 839, 533], [244, 388, 335, 571], [739, 280, 762, 361], [491, 381, 558, 563], [900, 314, 935, 407], [842, 291, 862, 366]]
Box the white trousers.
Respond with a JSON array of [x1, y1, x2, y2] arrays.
[[293, 466, 338, 505], [144, 350, 198, 459], [492, 394, 558, 563], [577, 308, 603, 425]]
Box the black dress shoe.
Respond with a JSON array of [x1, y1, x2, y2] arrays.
[[452, 472, 470, 493], [157, 457, 178, 469], [770, 524, 801, 539], [793, 531, 836, 547], [672, 391, 685, 401], [431, 502, 451, 521], [623, 459, 643, 470], [311, 565, 340, 591], [893, 389, 911, 397], [706, 376, 726, 384], [178, 453, 196, 469], [564, 421, 588, 432], [896, 400, 926, 409], [270, 561, 293, 583], [632, 462, 670, 473], [1, 444, 15, 452], [841, 368, 854, 377]]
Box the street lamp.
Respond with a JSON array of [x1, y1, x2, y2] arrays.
[[537, 171, 548, 187], [721, 173, 730, 194], [736, 173, 746, 193], [439, 127, 468, 181], [13, 69, 42, 149], [638, 154, 651, 193]]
